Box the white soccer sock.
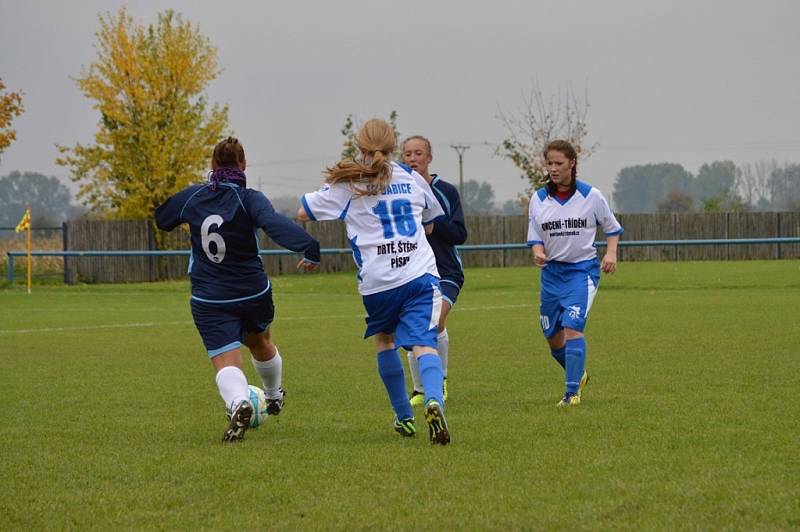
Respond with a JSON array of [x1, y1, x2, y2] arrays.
[[251, 351, 283, 400], [407, 350, 423, 393], [215, 366, 249, 411], [438, 329, 449, 378]]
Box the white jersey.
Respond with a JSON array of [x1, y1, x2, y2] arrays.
[[302, 162, 444, 295], [526, 180, 622, 263]]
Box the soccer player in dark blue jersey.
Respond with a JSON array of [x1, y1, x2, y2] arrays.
[[401, 136, 467, 406], [155, 137, 320, 442]]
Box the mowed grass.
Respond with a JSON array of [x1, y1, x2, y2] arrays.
[[1, 261, 799, 530]]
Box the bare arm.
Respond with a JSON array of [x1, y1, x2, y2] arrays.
[[532, 243, 548, 268], [296, 206, 310, 222], [601, 235, 619, 274]]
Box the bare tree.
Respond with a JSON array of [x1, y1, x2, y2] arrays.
[[737, 159, 777, 209], [497, 81, 596, 199]]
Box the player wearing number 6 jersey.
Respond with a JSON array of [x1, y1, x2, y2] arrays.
[[527, 140, 622, 407], [298, 119, 451, 445], [155, 137, 320, 442]]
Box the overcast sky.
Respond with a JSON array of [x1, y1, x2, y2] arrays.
[[1, 0, 798, 207]]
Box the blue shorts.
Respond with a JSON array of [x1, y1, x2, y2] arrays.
[[190, 289, 275, 357], [539, 259, 600, 338], [439, 279, 462, 307], [362, 273, 442, 350]]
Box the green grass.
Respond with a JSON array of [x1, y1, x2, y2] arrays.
[[1, 261, 799, 530]]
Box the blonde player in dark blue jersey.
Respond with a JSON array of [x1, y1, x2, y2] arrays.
[[155, 137, 320, 442], [298, 119, 451, 445], [527, 140, 621, 407], [401, 136, 467, 406]]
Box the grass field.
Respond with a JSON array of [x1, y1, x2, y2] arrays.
[[1, 261, 799, 530]]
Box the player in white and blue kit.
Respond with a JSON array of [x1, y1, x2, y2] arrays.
[[526, 140, 622, 407], [155, 137, 320, 441], [298, 119, 451, 445]]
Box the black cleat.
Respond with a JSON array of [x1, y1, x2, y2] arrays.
[[223, 400, 253, 442], [393, 417, 417, 437], [424, 400, 451, 445], [266, 388, 286, 416]]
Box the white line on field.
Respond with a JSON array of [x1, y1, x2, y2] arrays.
[[0, 320, 193, 334], [0, 303, 533, 335]]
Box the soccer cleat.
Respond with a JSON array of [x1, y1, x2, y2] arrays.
[[424, 400, 451, 445], [409, 390, 425, 407], [443, 378, 448, 402], [266, 388, 285, 416], [393, 417, 417, 437], [223, 400, 253, 442], [577, 372, 589, 398], [557, 392, 581, 407]]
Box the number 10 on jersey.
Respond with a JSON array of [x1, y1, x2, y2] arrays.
[[372, 199, 416, 239]]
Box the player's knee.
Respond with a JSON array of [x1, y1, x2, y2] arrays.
[[247, 334, 276, 361], [374, 332, 395, 352], [563, 327, 585, 340]]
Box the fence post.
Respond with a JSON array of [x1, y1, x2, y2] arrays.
[[147, 222, 155, 282], [62, 222, 70, 284], [7, 254, 13, 284], [501, 216, 506, 268], [673, 213, 677, 261], [725, 212, 730, 261]]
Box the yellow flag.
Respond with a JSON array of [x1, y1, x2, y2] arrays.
[[15, 208, 31, 233]]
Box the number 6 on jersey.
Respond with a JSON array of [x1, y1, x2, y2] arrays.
[[201, 214, 226, 263]]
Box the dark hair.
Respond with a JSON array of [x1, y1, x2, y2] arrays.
[[543, 139, 578, 195], [213, 137, 245, 168]]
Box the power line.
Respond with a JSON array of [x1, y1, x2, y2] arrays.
[[246, 155, 339, 167], [598, 140, 800, 153]]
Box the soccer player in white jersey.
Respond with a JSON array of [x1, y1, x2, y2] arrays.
[[297, 119, 451, 445], [526, 140, 622, 407]]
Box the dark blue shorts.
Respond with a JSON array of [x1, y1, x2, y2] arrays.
[[190, 288, 275, 357], [439, 279, 462, 306], [362, 273, 442, 351]]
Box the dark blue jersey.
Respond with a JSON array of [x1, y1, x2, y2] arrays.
[[155, 182, 320, 302], [427, 175, 467, 285]]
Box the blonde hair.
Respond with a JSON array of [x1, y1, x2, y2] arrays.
[[402, 135, 433, 157], [325, 118, 396, 196]]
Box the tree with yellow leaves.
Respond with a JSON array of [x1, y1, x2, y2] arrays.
[[0, 79, 25, 161], [57, 8, 228, 221]]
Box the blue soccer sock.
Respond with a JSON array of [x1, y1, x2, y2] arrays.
[[564, 337, 587, 395], [377, 349, 413, 421], [550, 346, 566, 369], [417, 353, 445, 409]]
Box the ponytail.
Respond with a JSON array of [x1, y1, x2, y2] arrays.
[[325, 119, 395, 196]]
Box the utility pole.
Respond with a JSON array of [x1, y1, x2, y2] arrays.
[[450, 144, 470, 197]]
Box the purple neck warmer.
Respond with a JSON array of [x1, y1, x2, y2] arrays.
[[209, 167, 246, 190]]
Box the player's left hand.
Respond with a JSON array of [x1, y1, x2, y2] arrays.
[[297, 258, 319, 272], [601, 252, 617, 274]]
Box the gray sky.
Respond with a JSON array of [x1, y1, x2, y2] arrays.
[[1, 0, 799, 207]]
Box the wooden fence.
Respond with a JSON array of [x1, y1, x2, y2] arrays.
[[62, 212, 800, 284]]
